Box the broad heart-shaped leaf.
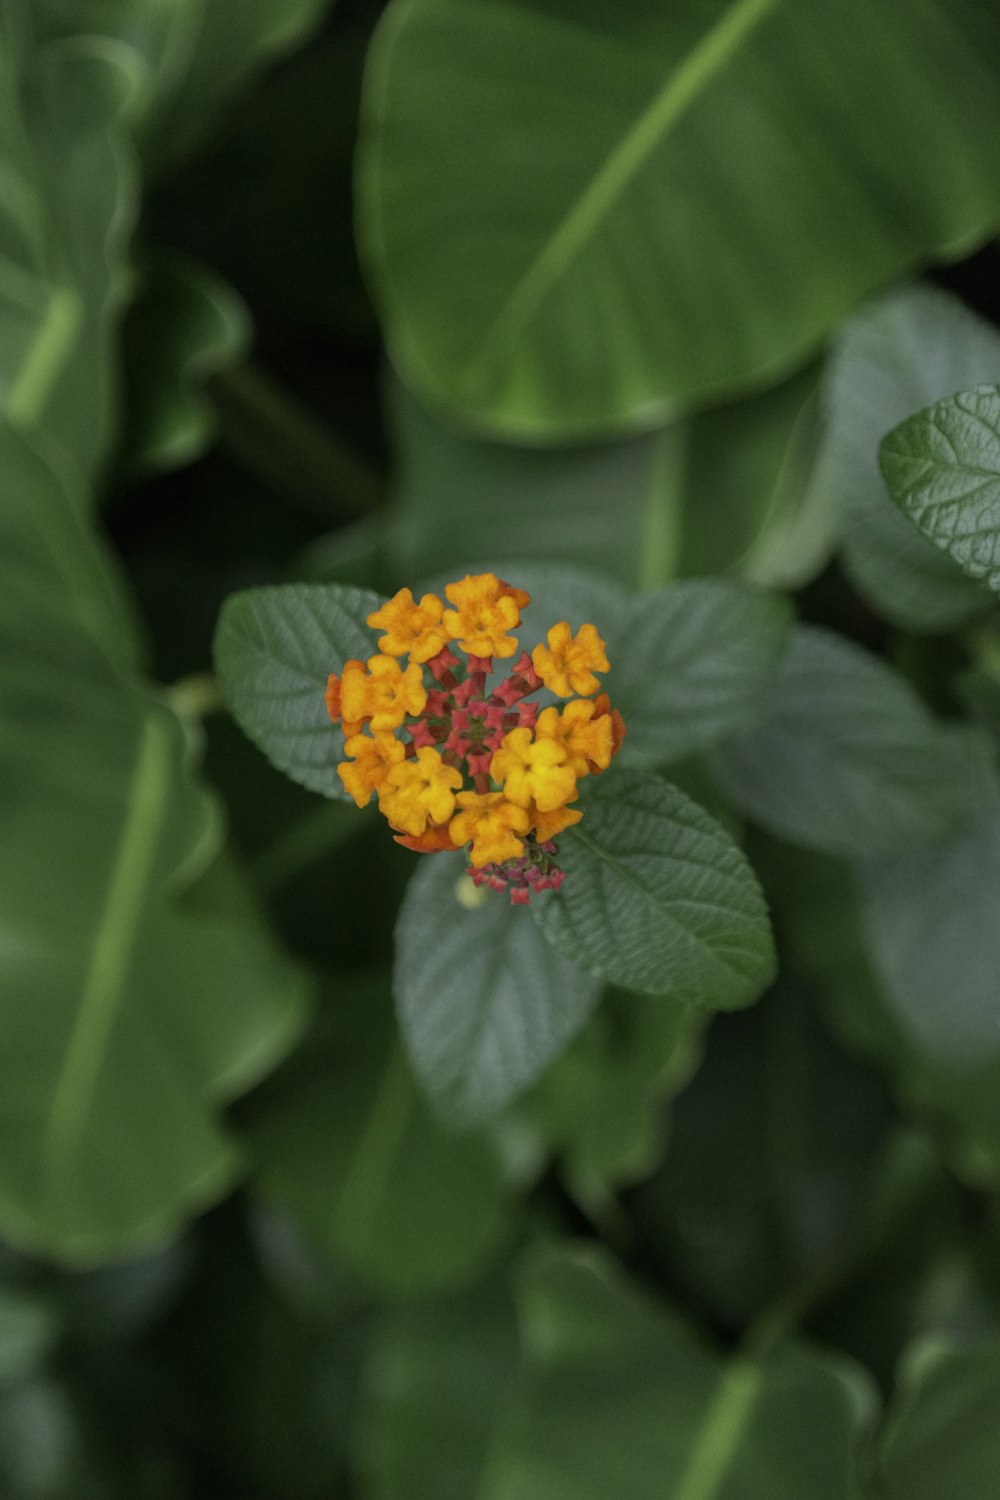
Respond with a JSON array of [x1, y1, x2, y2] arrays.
[[359, 0, 1000, 438], [880, 385, 1000, 595], [857, 785, 1000, 1064], [248, 975, 513, 1297], [394, 853, 602, 1125], [878, 1337, 1000, 1498], [0, 13, 137, 482], [0, 423, 306, 1261], [709, 626, 981, 860], [390, 365, 832, 592], [531, 768, 775, 1002], [213, 583, 386, 799], [829, 286, 1000, 631], [611, 580, 792, 764], [477, 1244, 875, 1500]]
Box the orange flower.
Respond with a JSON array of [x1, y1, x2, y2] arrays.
[[392, 823, 458, 853], [527, 801, 583, 842], [442, 572, 522, 658], [326, 661, 366, 735], [367, 588, 449, 663], [450, 791, 530, 866], [594, 692, 627, 756], [535, 699, 613, 776], [491, 726, 577, 812], [336, 731, 405, 807], [341, 654, 427, 731], [532, 621, 609, 697], [378, 747, 463, 836]]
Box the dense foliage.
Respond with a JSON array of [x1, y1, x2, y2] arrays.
[[4, 1, 1000, 1494]]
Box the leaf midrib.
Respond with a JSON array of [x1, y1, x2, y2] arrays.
[[41, 712, 172, 1210], [462, 0, 780, 386]]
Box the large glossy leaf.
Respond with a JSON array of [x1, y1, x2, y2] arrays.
[[478, 1244, 875, 1500], [878, 1338, 1000, 1499], [249, 975, 514, 1296], [389, 366, 831, 592], [360, 0, 1000, 437], [531, 767, 775, 1002], [0, 423, 306, 1261], [213, 582, 386, 799], [709, 626, 980, 859], [880, 384, 1000, 595], [828, 286, 999, 630], [0, 11, 137, 480], [394, 853, 602, 1125]]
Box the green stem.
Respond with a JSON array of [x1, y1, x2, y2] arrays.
[[638, 422, 686, 590], [167, 672, 226, 720], [210, 363, 385, 521]]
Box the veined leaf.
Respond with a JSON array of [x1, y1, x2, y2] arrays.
[[858, 788, 1000, 1063], [612, 579, 792, 764], [880, 384, 1000, 595], [828, 286, 1000, 630], [360, 0, 1000, 437], [531, 767, 775, 1003], [0, 423, 306, 1261], [709, 626, 980, 859], [213, 582, 386, 799], [394, 853, 602, 1125]]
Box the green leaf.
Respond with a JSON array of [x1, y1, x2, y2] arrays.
[[478, 1243, 875, 1500], [878, 1337, 1000, 1498], [612, 580, 793, 764], [213, 582, 386, 799], [389, 365, 831, 593], [394, 853, 602, 1124], [360, 0, 1000, 437], [249, 976, 514, 1296], [880, 384, 1000, 595], [118, 249, 250, 476], [857, 787, 1000, 1063], [531, 767, 775, 1002], [361, 1282, 520, 1500], [513, 988, 705, 1209], [709, 626, 979, 859], [0, 14, 138, 479], [827, 285, 1000, 630], [0, 423, 307, 1260], [630, 985, 894, 1327]]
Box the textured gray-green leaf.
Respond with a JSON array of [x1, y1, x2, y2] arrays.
[[710, 626, 979, 859], [395, 853, 602, 1125], [829, 285, 999, 630], [612, 579, 793, 763], [880, 384, 1000, 595], [532, 768, 775, 1002], [214, 583, 386, 799]]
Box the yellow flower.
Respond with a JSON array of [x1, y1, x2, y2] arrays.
[[532, 621, 609, 697], [337, 731, 405, 807], [450, 792, 530, 866], [378, 747, 463, 836], [491, 726, 577, 812], [535, 699, 613, 776], [527, 801, 583, 842], [341, 654, 427, 731], [442, 572, 521, 658], [367, 588, 449, 663]]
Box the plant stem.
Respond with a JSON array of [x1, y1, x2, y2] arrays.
[[211, 362, 385, 521]]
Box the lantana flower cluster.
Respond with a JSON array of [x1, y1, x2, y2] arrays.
[[324, 573, 625, 902]]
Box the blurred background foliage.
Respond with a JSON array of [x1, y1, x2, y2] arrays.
[[5, 0, 1000, 1493]]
